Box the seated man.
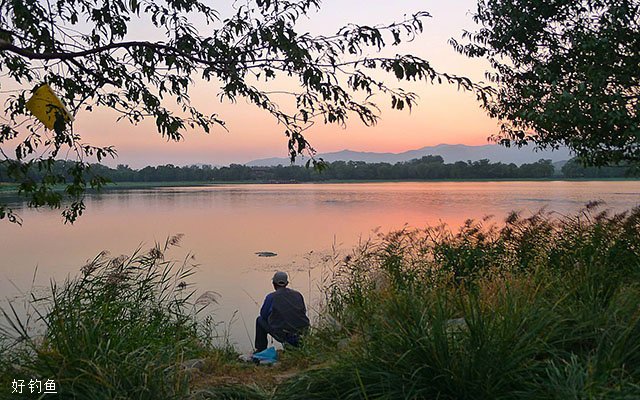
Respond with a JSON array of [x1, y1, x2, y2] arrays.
[[255, 271, 310, 352]]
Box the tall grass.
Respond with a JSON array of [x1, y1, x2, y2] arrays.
[[0, 235, 228, 400], [277, 205, 640, 399]]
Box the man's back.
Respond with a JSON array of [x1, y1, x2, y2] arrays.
[[268, 287, 310, 337]]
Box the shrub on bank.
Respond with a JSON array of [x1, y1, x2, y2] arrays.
[[278, 205, 640, 399]]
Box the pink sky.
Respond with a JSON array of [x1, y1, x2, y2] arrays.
[[66, 1, 499, 167]]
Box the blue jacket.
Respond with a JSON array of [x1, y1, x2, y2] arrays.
[[260, 287, 310, 338]]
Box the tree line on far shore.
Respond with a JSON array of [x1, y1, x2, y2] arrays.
[[0, 156, 636, 185]]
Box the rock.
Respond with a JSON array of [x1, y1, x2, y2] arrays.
[[255, 251, 278, 257]]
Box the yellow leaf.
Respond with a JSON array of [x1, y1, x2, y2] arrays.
[[25, 83, 73, 130]]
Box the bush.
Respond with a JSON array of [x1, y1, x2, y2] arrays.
[[278, 206, 640, 399], [0, 235, 224, 400]]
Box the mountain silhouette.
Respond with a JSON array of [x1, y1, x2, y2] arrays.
[[245, 144, 572, 166]]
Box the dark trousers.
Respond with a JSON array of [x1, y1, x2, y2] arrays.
[[256, 316, 301, 352], [255, 316, 276, 352]]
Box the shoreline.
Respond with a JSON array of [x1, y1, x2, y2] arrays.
[[1, 178, 640, 194], [94, 177, 640, 190]]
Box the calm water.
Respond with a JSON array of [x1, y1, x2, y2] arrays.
[[1, 181, 639, 349]]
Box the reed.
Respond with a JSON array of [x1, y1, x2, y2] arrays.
[[277, 205, 640, 399], [0, 235, 230, 400]]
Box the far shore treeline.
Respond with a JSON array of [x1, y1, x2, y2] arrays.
[[0, 156, 636, 185]]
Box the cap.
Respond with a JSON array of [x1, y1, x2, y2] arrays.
[[272, 271, 289, 286]]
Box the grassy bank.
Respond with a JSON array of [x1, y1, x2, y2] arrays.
[[274, 204, 640, 399], [70, 177, 640, 187], [2, 177, 640, 196], [2, 205, 640, 399]]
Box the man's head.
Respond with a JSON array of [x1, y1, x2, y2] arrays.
[[272, 271, 289, 289]]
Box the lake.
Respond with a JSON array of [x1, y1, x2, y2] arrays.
[[1, 181, 639, 350]]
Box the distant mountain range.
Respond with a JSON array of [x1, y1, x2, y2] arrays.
[[245, 144, 573, 167]]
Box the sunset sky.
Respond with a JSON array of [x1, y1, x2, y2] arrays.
[[71, 0, 498, 167]]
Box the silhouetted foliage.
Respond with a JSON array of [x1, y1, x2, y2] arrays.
[[0, 157, 572, 185], [452, 0, 640, 167], [0, 0, 487, 223], [562, 158, 635, 178]]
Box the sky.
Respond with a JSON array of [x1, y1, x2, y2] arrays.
[[62, 0, 499, 167]]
